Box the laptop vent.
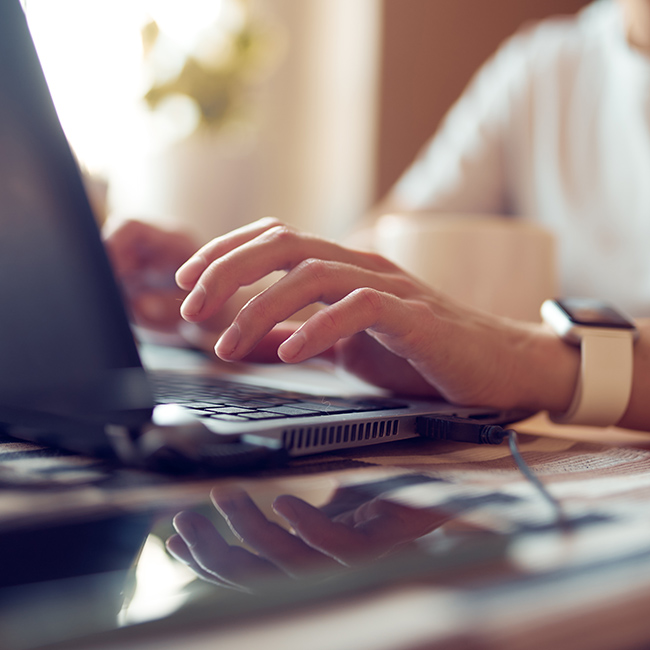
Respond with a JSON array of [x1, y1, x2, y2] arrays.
[[282, 419, 401, 452]]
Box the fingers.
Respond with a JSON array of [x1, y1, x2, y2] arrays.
[[334, 332, 437, 395], [350, 499, 449, 550], [166, 218, 512, 408], [235, 321, 339, 364], [272, 495, 370, 565], [103, 219, 197, 331], [177, 219, 401, 323], [169, 510, 285, 591], [210, 488, 341, 577], [274, 495, 447, 565], [171, 218, 436, 372], [167, 489, 443, 592], [272, 494, 401, 565], [269, 288, 494, 406], [166, 533, 233, 587], [214, 260, 417, 361], [104, 218, 196, 276], [175, 217, 283, 291], [130, 290, 186, 331], [277, 288, 425, 364]]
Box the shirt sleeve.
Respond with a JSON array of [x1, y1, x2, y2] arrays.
[[390, 29, 533, 216]]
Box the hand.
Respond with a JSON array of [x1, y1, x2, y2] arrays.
[[174, 217, 575, 412], [103, 218, 240, 349], [166, 486, 448, 592], [103, 218, 196, 333]]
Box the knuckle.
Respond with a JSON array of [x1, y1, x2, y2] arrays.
[[314, 306, 341, 334], [388, 273, 419, 297], [407, 297, 434, 320], [350, 286, 385, 316], [294, 257, 333, 283], [242, 293, 275, 324], [200, 259, 220, 283], [262, 224, 296, 244], [400, 299, 439, 348], [258, 216, 283, 228]]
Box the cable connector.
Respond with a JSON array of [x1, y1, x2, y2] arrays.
[[417, 418, 567, 527], [416, 415, 507, 445]]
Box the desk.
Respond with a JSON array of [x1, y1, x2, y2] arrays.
[[2, 406, 650, 650]]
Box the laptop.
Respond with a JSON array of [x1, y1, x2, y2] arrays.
[[0, 0, 527, 471]]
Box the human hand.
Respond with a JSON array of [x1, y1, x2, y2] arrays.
[[166, 486, 447, 592], [103, 218, 243, 349], [174, 217, 569, 411], [103, 218, 196, 333]]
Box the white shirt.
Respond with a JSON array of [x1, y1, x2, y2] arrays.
[[392, 1, 650, 317]]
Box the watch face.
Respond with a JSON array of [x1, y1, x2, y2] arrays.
[[556, 298, 635, 329]]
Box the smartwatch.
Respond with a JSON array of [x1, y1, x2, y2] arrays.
[[541, 298, 638, 427]]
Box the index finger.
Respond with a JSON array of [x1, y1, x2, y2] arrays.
[[179, 224, 400, 323], [175, 217, 282, 290]]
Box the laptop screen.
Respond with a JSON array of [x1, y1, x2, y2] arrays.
[[0, 0, 153, 444]]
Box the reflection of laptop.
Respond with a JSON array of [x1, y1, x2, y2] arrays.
[[0, 0, 526, 470]]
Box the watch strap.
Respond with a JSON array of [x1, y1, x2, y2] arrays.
[[551, 329, 633, 427]]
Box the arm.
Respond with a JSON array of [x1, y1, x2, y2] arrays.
[[348, 26, 534, 249]]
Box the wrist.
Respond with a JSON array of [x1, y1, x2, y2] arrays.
[[511, 323, 581, 415]]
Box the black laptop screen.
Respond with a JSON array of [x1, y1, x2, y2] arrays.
[[0, 0, 152, 430]]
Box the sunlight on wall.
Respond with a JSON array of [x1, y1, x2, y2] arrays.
[[24, 0, 239, 173], [26, 1, 143, 175], [25, 0, 381, 241]]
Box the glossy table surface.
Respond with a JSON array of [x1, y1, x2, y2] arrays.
[[2, 368, 650, 650]]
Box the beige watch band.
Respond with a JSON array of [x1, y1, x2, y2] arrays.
[[550, 329, 634, 427]]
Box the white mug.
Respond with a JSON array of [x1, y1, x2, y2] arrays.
[[375, 213, 557, 322]]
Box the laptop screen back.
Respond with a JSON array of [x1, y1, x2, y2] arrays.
[[0, 0, 153, 440]]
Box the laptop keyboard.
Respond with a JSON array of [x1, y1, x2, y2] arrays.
[[151, 372, 407, 423]]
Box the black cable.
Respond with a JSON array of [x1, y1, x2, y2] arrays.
[[416, 416, 567, 527], [505, 428, 566, 527]]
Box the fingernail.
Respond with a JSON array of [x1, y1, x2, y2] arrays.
[[272, 496, 298, 523], [181, 285, 205, 318], [279, 332, 305, 361], [213, 496, 236, 514], [211, 487, 248, 516], [176, 256, 205, 288], [173, 515, 197, 547], [216, 323, 241, 357]]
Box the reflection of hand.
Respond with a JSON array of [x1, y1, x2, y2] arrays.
[[174, 217, 575, 412], [166, 487, 448, 592], [103, 218, 196, 333]]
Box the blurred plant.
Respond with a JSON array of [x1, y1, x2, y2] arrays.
[[141, 0, 281, 135]]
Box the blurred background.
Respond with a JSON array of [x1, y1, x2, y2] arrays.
[[24, 0, 589, 244]]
